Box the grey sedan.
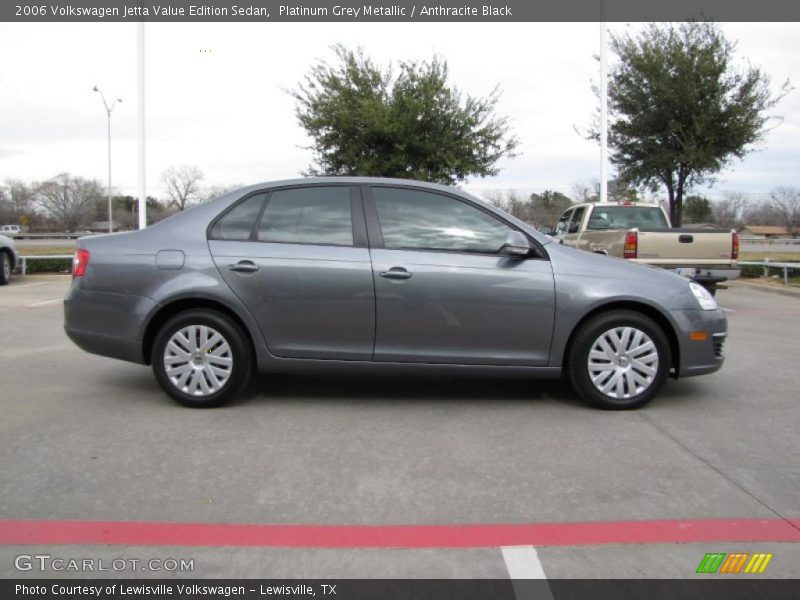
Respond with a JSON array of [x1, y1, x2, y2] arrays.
[[64, 178, 726, 409]]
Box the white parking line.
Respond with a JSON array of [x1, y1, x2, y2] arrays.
[[26, 298, 63, 307], [9, 282, 47, 289], [721, 307, 736, 312], [502, 546, 553, 600], [502, 545, 548, 579]]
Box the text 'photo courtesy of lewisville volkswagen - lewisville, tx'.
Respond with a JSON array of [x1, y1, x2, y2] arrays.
[[0, 1, 799, 599]]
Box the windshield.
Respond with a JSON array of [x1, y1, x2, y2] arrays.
[[587, 206, 669, 230]]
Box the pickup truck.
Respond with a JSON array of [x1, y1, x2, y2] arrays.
[[552, 202, 739, 294]]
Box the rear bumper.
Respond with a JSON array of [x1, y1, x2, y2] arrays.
[[64, 285, 157, 365], [669, 308, 727, 378], [666, 267, 740, 285]]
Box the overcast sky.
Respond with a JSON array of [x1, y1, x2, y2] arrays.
[[0, 21, 797, 201]]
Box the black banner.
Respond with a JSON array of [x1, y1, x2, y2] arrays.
[[4, 579, 800, 600], [4, 0, 800, 23]]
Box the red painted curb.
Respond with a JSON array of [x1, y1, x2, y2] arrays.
[[1, 518, 799, 548]]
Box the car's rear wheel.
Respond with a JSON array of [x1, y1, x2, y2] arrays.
[[568, 310, 670, 410], [0, 251, 11, 285], [152, 309, 252, 407]]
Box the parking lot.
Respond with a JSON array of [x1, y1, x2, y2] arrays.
[[0, 275, 798, 580]]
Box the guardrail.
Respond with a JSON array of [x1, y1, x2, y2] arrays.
[[17, 254, 73, 276], [738, 259, 800, 285], [10, 232, 100, 240], [740, 237, 800, 245]]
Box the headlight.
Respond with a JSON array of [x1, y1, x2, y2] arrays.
[[690, 282, 718, 311]]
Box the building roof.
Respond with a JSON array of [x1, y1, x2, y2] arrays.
[[739, 225, 790, 235]]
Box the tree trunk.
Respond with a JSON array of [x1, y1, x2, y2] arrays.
[[665, 174, 677, 226]]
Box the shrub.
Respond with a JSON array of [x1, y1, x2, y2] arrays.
[[20, 257, 72, 274]]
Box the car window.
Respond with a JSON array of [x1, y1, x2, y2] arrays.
[[554, 208, 574, 235], [568, 206, 586, 234], [257, 187, 353, 246], [212, 193, 266, 240], [586, 206, 669, 230], [373, 187, 512, 253]]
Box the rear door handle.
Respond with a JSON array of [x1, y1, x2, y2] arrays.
[[379, 267, 413, 280], [679, 235, 694, 243], [228, 260, 259, 273]]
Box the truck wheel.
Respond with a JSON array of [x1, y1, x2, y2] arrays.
[[152, 309, 253, 408], [568, 310, 671, 410], [0, 251, 11, 285]]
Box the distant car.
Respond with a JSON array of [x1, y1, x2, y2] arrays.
[[64, 178, 727, 410], [0, 225, 22, 237], [0, 234, 19, 285]]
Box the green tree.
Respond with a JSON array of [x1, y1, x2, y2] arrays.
[[683, 195, 713, 223], [603, 22, 788, 226], [292, 45, 518, 185]]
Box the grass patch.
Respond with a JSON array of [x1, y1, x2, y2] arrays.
[[17, 245, 76, 256], [739, 251, 800, 262]]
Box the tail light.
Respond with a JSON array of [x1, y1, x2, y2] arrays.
[[623, 231, 638, 259], [73, 248, 90, 277], [731, 231, 739, 260]]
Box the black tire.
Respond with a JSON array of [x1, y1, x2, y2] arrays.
[[568, 310, 671, 410], [0, 251, 11, 285], [152, 309, 253, 408]]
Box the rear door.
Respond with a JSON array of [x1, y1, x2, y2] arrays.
[[208, 185, 375, 360], [365, 185, 555, 366]]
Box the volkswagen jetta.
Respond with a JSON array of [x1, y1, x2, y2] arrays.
[[64, 178, 726, 409]]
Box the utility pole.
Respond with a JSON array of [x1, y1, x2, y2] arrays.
[[93, 86, 122, 233], [137, 22, 147, 229], [600, 20, 608, 203]]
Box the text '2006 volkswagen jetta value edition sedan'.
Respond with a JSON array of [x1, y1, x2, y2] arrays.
[[64, 178, 727, 410]]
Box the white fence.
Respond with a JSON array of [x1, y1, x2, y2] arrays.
[[738, 259, 800, 285], [17, 254, 73, 276]]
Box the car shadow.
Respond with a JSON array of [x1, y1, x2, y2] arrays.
[[100, 365, 705, 411], [238, 372, 586, 409]]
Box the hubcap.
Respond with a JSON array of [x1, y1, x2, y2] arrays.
[[164, 325, 233, 397], [587, 326, 659, 399]]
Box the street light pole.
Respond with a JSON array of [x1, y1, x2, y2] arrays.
[[93, 86, 122, 233]]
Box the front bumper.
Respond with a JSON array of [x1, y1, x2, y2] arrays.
[[669, 307, 727, 378]]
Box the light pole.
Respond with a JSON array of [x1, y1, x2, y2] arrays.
[[93, 86, 122, 233]]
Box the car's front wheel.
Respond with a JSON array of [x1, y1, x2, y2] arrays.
[[152, 309, 252, 407], [568, 310, 670, 410]]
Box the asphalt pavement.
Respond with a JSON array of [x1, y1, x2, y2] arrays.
[[0, 275, 798, 580]]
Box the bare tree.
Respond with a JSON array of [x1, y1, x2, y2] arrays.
[[710, 192, 749, 230], [767, 187, 800, 235], [34, 173, 103, 231], [570, 180, 598, 204], [162, 166, 205, 211], [1, 179, 36, 224]]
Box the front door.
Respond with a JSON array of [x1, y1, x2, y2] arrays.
[[366, 186, 555, 366], [209, 185, 375, 360]]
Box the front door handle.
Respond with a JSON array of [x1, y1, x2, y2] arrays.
[[379, 267, 413, 281], [228, 260, 259, 273]]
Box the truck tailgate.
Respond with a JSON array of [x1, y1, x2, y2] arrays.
[[635, 229, 735, 266]]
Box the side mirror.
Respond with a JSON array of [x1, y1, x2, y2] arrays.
[[539, 226, 554, 236], [500, 230, 531, 257]]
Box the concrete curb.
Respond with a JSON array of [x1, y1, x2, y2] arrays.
[[728, 280, 800, 299]]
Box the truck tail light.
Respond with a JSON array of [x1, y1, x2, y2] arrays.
[[732, 231, 739, 260], [73, 248, 90, 277], [623, 231, 638, 259]]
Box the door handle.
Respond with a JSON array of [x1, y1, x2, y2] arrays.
[[228, 260, 259, 273], [379, 267, 413, 280]]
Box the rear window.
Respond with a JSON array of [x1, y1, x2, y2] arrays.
[[587, 207, 669, 230]]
